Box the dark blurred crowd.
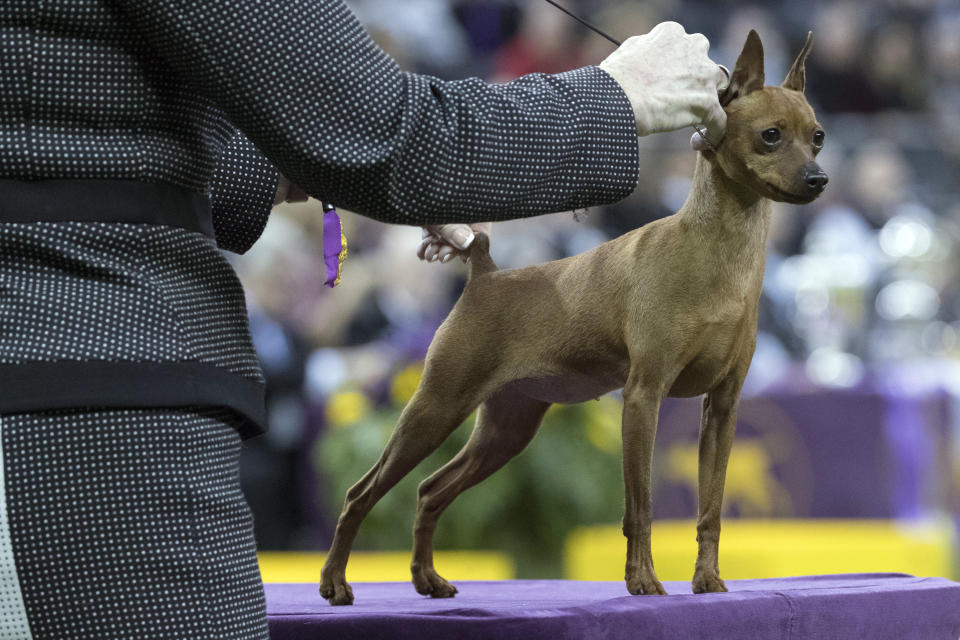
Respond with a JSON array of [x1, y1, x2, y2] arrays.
[[229, 0, 960, 549]]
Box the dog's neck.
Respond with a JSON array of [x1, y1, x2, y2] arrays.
[[678, 152, 771, 251]]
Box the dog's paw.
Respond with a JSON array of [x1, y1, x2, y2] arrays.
[[626, 573, 668, 596], [411, 564, 459, 599], [320, 572, 355, 606], [692, 572, 728, 594]]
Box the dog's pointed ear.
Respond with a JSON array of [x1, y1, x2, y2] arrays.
[[782, 31, 813, 92], [720, 29, 765, 106]]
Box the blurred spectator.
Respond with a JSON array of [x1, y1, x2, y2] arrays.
[[452, 0, 524, 76], [492, 0, 586, 79], [806, 3, 883, 113]]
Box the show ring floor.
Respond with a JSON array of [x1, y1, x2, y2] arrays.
[[265, 573, 960, 640]]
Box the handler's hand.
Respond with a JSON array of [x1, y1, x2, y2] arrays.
[[274, 174, 309, 206], [418, 222, 492, 264], [598, 21, 730, 143]]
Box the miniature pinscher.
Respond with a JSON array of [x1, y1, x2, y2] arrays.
[[320, 29, 827, 604]]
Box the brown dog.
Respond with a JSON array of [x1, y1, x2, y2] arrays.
[[320, 30, 827, 605]]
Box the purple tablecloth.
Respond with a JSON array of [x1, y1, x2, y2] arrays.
[[266, 574, 960, 640]]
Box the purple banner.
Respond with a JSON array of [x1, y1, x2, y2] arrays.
[[652, 383, 952, 519]]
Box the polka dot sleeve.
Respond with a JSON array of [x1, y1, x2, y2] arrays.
[[112, 0, 640, 225], [208, 130, 278, 254]]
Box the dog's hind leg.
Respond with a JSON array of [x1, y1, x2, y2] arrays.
[[410, 385, 549, 598], [320, 384, 481, 605], [692, 370, 746, 594]]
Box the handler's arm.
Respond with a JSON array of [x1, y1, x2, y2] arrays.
[[111, 0, 640, 225], [208, 130, 279, 254]]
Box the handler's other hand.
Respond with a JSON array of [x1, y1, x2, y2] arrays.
[[418, 222, 492, 264], [274, 174, 309, 206], [599, 21, 730, 143]]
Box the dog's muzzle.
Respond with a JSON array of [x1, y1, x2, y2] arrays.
[[803, 164, 829, 196]]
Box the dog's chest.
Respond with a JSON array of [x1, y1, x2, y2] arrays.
[[668, 294, 756, 397]]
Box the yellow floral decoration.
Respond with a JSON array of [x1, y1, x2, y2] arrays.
[[390, 361, 424, 406], [326, 389, 372, 429]]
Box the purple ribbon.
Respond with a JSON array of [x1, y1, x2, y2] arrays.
[[323, 206, 346, 288]]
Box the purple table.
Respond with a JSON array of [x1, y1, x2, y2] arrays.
[[266, 574, 960, 640]]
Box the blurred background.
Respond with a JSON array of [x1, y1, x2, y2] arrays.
[[238, 0, 960, 583]]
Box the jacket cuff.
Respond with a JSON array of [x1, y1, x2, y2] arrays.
[[209, 131, 279, 254], [553, 65, 639, 207]]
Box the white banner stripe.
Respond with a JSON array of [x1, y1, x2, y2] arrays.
[[0, 418, 33, 639]]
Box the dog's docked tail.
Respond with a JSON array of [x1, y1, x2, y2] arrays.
[[468, 232, 497, 280]]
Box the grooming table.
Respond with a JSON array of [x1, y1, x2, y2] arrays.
[[265, 574, 960, 639]]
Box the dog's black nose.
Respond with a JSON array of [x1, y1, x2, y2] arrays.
[[804, 169, 829, 194]]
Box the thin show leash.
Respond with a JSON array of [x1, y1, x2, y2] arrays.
[[541, 0, 719, 151]]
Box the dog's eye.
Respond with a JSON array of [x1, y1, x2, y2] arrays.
[[813, 130, 825, 148], [761, 128, 781, 145]]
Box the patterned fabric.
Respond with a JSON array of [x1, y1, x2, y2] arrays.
[[2, 0, 638, 221], [112, 0, 639, 222], [0, 0, 639, 434], [0, 217, 268, 435], [0, 222, 260, 378], [209, 132, 278, 255], [0, 407, 269, 639], [0, 420, 31, 639]]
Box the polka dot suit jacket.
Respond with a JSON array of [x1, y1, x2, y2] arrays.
[[0, 0, 640, 438]]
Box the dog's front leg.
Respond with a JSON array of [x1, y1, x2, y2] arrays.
[[692, 372, 745, 594], [621, 379, 666, 595]]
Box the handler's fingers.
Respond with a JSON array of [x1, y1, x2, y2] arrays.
[[701, 100, 727, 146], [438, 245, 456, 263], [435, 224, 476, 250], [417, 238, 431, 261], [470, 221, 493, 238], [647, 20, 685, 38], [695, 61, 729, 144], [690, 130, 712, 151], [417, 227, 441, 261], [715, 64, 730, 93]]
